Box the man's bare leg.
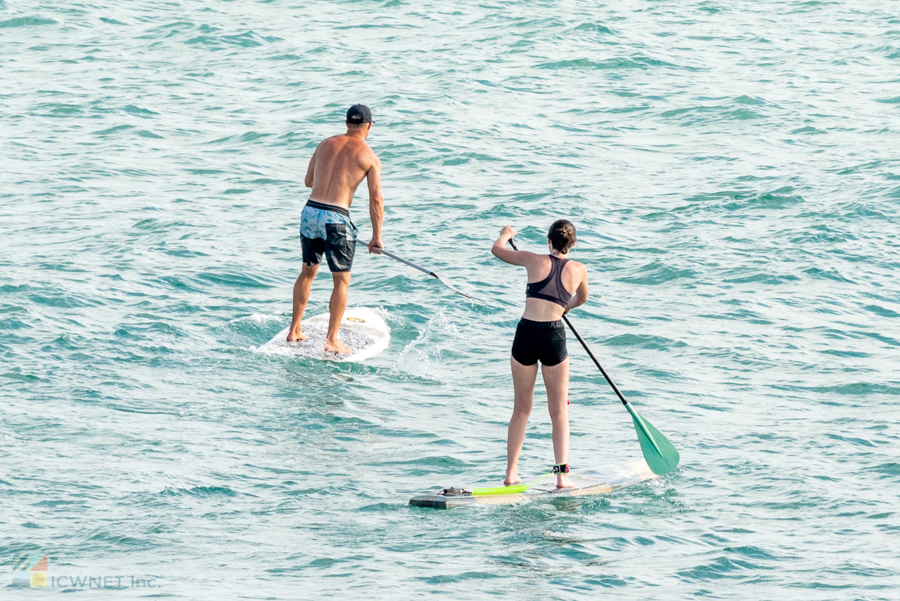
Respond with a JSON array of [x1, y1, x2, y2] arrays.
[[287, 263, 318, 342], [324, 271, 352, 354]]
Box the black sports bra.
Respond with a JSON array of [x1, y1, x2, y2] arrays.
[[525, 255, 574, 308]]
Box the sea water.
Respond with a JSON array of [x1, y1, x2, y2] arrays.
[[1, 1, 898, 598]]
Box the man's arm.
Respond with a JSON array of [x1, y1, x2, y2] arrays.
[[366, 155, 384, 253], [304, 148, 317, 188]]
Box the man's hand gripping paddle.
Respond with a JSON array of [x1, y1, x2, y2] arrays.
[[509, 238, 679, 476]]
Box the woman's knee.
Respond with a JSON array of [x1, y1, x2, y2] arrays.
[[512, 399, 533, 416], [547, 402, 568, 422]]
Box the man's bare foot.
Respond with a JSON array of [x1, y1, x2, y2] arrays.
[[556, 474, 575, 489], [286, 329, 308, 343], [324, 339, 352, 354]]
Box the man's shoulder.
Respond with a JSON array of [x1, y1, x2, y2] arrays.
[[355, 137, 377, 153], [317, 135, 374, 155], [320, 133, 349, 145], [315, 135, 340, 151], [355, 141, 379, 167]]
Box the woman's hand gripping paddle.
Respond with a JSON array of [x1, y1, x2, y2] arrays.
[[508, 239, 679, 476]]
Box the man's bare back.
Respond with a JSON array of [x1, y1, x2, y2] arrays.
[[306, 134, 378, 210]]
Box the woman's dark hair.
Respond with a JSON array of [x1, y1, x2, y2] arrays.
[[548, 219, 577, 254]]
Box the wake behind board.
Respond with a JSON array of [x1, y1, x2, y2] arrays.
[[409, 459, 657, 509], [257, 307, 390, 362]]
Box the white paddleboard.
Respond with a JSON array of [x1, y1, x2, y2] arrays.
[[409, 459, 658, 509], [257, 307, 390, 362]]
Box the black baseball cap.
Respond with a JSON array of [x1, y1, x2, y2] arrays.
[[346, 104, 373, 124]]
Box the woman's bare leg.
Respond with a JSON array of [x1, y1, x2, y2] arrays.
[[542, 358, 573, 488], [506, 357, 538, 485]]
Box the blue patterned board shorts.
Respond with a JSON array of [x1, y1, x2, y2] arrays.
[[300, 200, 359, 273]]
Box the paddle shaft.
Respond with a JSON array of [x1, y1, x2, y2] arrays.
[[352, 239, 434, 276], [508, 238, 629, 407], [355, 240, 481, 302], [375, 247, 438, 278], [561, 315, 629, 407]]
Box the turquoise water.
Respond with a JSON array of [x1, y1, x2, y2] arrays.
[[2, 1, 899, 598]]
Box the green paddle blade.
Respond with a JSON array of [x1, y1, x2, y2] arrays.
[[626, 404, 680, 476]]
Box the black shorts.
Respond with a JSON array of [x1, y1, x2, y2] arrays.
[[301, 225, 355, 273], [511, 318, 567, 366]]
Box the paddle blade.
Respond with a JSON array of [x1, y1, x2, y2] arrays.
[[434, 274, 484, 303], [472, 484, 528, 496], [627, 406, 680, 476]]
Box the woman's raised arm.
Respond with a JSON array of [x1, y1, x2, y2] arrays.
[[492, 225, 532, 265]]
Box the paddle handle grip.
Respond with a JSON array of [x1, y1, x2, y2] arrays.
[[509, 238, 629, 407]]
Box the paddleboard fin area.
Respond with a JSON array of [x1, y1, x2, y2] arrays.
[[409, 460, 658, 509]]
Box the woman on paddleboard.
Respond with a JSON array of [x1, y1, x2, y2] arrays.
[[492, 221, 589, 489]]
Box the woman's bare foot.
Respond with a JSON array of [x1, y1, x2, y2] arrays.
[[556, 473, 575, 489], [504, 472, 522, 486], [286, 329, 308, 343], [324, 339, 352, 354]]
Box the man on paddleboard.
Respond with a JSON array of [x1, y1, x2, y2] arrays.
[[287, 104, 385, 354]]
